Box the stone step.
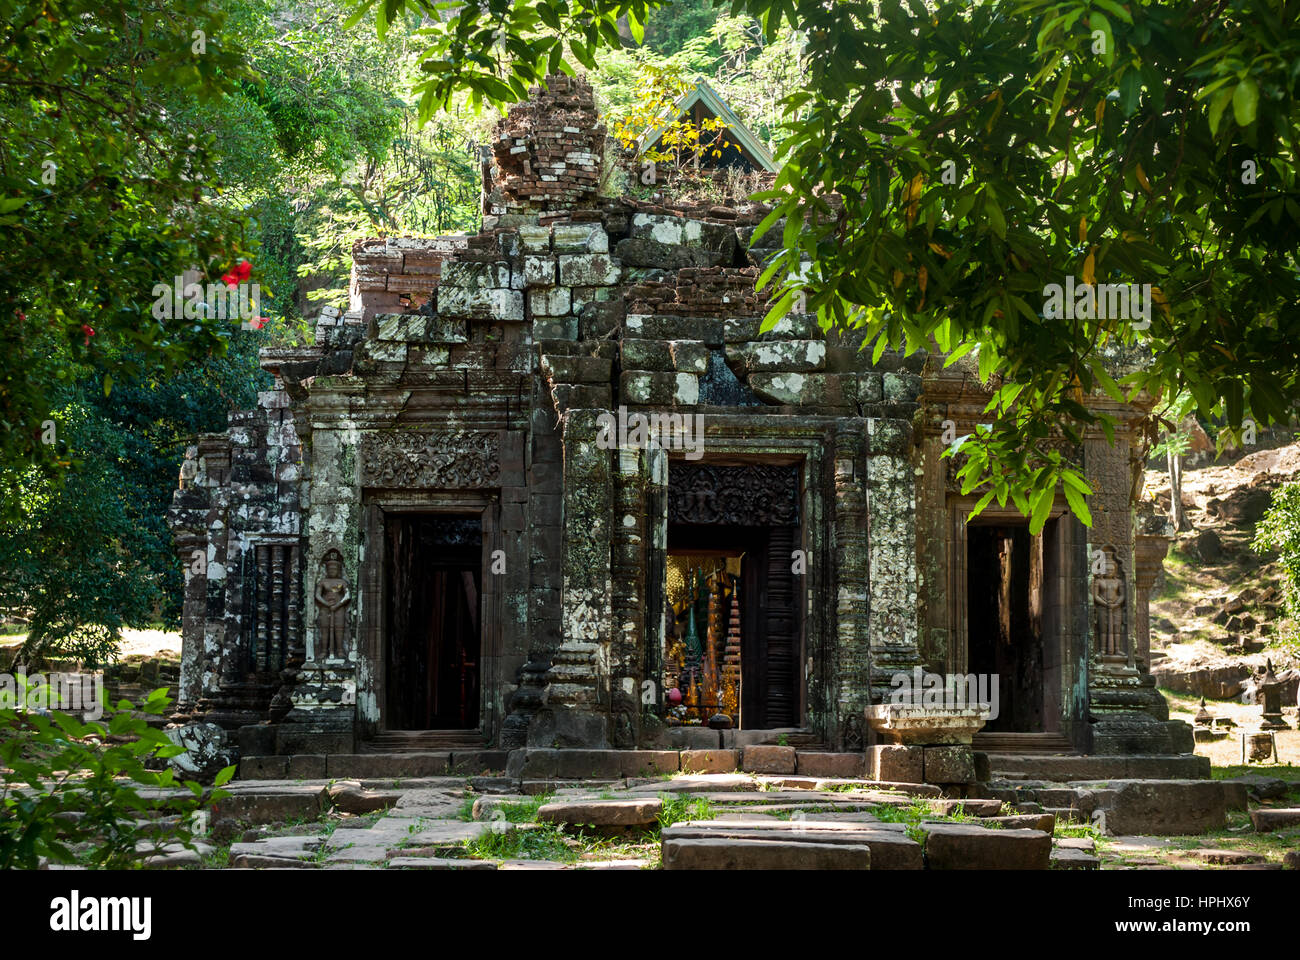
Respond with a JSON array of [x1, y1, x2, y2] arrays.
[[919, 822, 1052, 870], [239, 750, 508, 780], [986, 754, 1211, 781], [662, 836, 872, 870], [663, 819, 921, 870]]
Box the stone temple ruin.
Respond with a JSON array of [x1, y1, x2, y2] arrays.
[[168, 76, 1201, 787]]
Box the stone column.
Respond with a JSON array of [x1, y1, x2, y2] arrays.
[[534, 409, 612, 747], [865, 417, 922, 703], [609, 444, 648, 748], [833, 426, 869, 750]]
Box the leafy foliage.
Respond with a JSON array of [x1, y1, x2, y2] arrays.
[[1254, 483, 1300, 621], [0, 685, 233, 870], [0, 0, 258, 501]]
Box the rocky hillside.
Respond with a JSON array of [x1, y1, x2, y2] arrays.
[[1145, 440, 1300, 704]]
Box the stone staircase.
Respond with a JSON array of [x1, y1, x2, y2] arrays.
[[361, 730, 488, 754]]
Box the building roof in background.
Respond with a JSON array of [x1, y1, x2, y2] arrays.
[[637, 77, 779, 173]]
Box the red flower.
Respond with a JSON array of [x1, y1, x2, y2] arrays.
[[222, 271, 238, 288], [248, 316, 269, 330], [235, 260, 252, 281], [81, 324, 95, 346]]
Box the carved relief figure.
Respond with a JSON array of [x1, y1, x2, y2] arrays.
[[1091, 546, 1126, 658], [314, 549, 351, 661]]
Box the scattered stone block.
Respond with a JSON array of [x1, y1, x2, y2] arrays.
[[328, 784, 401, 815], [1250, 808, 1300, 832], [229, 854, 318, 869], [920, 823, 1052, 870], [212, 784, 329, 825], [664, 820, 921, 870], [1192, 849, 1266, 865], [536, 798, 663, 828], [1106, 780, 1227, 836], [1050, 847, 1100, 870], [741, 745, 797, 775], [979, 814, 1056, 832], [662, 837, 871, 870], [387, 857, 497, 870], [1226, 774, 1290, 800]]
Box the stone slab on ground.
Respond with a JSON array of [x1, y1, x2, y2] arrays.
[[329, 783, 402, 814], [930, 798, 1003, 817], [536, 798, 663, 827], [626, 774, 756, 794], [1104, 780, 1227, 836], [1227, 775, 1292, 800], [664, 820, 921, 870], [212, 784, 330, 825], [229, 836, 322, 861], [471, 795, 535, 819], [978, 814, 1056, 832], [662, 836, 872, 870], [1250, 808, 1300, 832], [391, 789, 466, 818], [1185, 848, 1267, 865], [387, 857, 498, 869], [1051, 847, 1100, 870], [919, 823, 1052, 870], [230, 854, 319, 869]]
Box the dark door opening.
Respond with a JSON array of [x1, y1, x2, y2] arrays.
[[666, 524, 800, 729], [385, 514, 481, 730], [966, 520, 1055, 733]]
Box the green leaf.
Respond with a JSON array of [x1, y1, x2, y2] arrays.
[[1232, 77, 1259, 127], [1063, 483, 1093, 527], [1029, 479, 1056, 535]]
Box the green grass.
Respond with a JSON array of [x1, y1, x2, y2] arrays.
[[1210, 764, 1300, 783], [464, 822, 579, 863], [657, 794, 715, 830]]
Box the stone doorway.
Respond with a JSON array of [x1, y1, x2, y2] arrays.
[[662, 462, 803, 730], [965, 518, 1062, 734], [383, 514, 482, 730]]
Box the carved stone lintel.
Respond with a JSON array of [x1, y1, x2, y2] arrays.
[[359, 430, 501, 488], [667, 463, 799, 526]]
